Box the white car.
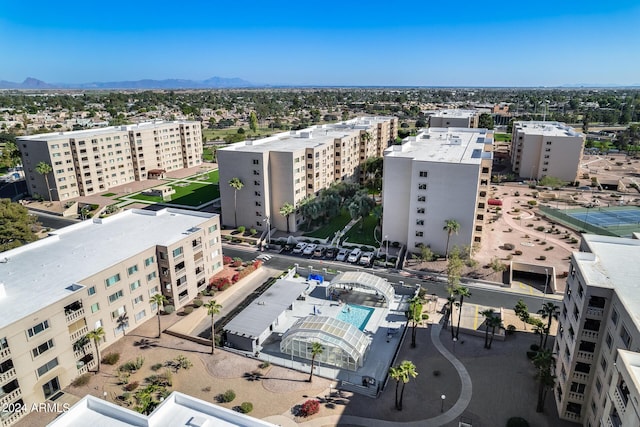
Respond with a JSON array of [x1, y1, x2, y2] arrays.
[[336, 248, 349, 261], [347, 248, 362, 263], [303, 243, 317, 256], [359, 252, 374, 265], [292, 243, 307, 254]]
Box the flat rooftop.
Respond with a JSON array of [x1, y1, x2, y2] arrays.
[[0, 208, 216, 330], [574, 234, 640, 328], [219, 116, 394, 154], [47, 391, 277, 427], [17, 120, 197, 142], [430, 109, 478, 118], [514, 121, 582, 138], [384, 127, 493, 164]]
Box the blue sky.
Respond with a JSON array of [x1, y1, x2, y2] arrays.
[[1, 0, 639, 86]]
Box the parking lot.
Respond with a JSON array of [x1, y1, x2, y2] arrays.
[[280, 241, 383, 268]]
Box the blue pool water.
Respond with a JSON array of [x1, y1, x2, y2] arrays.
[[336, 304, 375, 331]]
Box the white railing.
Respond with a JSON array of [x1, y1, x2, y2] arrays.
[[613, 387, 627, 416], [1, 408, 27, 427], [0, 368, 16, 385], [0, 389, 22, 408], [582, 330, 599, 340], [0, 348, 10, 360], [65, 307, 86, 324], [563, 411, 581, 421], [69, 325, 89, 342], [577, 351, 594, 361], [586, 306, 604, 318], [77, 359, 97, 375], [568, 391, 584, 401], [573, 372, 590, 382]]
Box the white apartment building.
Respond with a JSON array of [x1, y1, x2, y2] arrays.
[[17, 121, 203, 201], [217, 117, 397, 233], [0, 208, 222, 426], [381, 128, 493, 255], [511, 121, 584, 182], [554, 234, 640, 426], [428, 109, 480, 128]]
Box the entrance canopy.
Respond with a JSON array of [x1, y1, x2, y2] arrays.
[[326, 271, 394, 307]]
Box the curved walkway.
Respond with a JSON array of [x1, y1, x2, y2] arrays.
[[265, 321, 473, 427]]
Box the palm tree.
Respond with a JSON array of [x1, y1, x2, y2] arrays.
[[73, 336, 90, 358], [35, 161, 53, 202], [279, 202, 295, 234], [117, 312, 129, 336], [453, 286, 471, 340], [86, 327, 105, 373], [514, 299, 530, 330], [204, 300, 223, 354], [407, 297, 423, 348], [480, 309, 495, 349], [150, 293, 168, 339], [486, 313, 503, 349], [308, 342, 324, 382], [533, 348, 556, 413], [531, 318, 546, 348], [228, 177, 244, 228], [444, 293, 457, 332], [443, 219, 460, 259], [537, 302, 560, 349], [389, 360, 418, 411]]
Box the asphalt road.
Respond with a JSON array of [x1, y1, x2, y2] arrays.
[[31, 211, 79, 230], [222, 245, 562, 313]]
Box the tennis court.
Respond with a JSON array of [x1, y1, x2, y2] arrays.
[[567, 206, 640, 228]]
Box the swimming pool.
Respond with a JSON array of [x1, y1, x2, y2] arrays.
[[336, 304, 375, 331]]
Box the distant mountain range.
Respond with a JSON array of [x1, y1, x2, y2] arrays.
[[0, 76, 257, 90]]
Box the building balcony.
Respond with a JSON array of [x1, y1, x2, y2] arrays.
[[586, 307, 604, 318], [612, 388, 627, 416], [69, 325, 89, 342], [65, 307, 86, 324], [573, 372, 590, 382], [576, 351, 594, 362], [568, 391, 584, 402], [0, 388, 22, 408], [1, 407, 28, 426], [77, 359, 97, 375], [563, 411, 581, 421], [0, 368, 16, 385], [0, 348, 10, 362], [581, 330, 599, 341]]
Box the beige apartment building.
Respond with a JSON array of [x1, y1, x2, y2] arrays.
[[217, 117, 397, 233], [0, 208, 222, 426], [554, 234, 640, 426], [17, 121, 203, 201], [428, 109, 480, 128], [511, 121, 584, 182], [381, 127, 493, 255]]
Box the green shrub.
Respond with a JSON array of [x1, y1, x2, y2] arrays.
[[528, 200, 537, 206], [151, 363, 163, 371], [526, 351, 537, 360], [538, 255, 547, 261], [507, 417, 530, 427], [183, 306, 194, 315], [259, 361, 271, 369], [71, 373, 91, 387], [536, 226, 545, 231], [119, 356, 144, 373], [102, 352, 120, 365], [530, 344, 540, 352], [219, 389, 236, 403], [238, 402, 253, 414], [514, 250, 523, 255], [163, 305, 175, 314], [506, 324, 516, 335], [237, 226, 246, 234], [193, 299, 203, 308], [249, 228, 257, 236]]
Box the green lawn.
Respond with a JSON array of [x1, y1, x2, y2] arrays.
[[343, 214, 379, 247], [304, 210, 352, 239], [102, 192, 116, 197], [494, 133, 511, 142], [190, 169, 219, 184], [128, 182, 220, 206], [203, 147, 214, 162]]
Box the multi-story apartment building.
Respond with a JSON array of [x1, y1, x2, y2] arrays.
[[17, 121, 203, 201], [0, 208, 222, 426], [217, 117, 397, 233], [554, 234, 640, 426], [381, 127, 493, 255], [510, 121, 584, 182], [428, 109, 480, 128]]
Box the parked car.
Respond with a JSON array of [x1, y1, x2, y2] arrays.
[[347, 248, 362, 263], [359, 251, 375, 266], [313, 246, 326, 257], [325, 247, 338, 259], [292, 243, 307, 254], [336, 248, 350, 262], [303, 243, 317, 255]]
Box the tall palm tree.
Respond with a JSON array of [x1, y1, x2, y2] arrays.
[[443, 219, 460, 259], [389, 360, 418, 411], [486, 313, 503, 349], [407, 297, 423, 348], [537, 302, 560, 349], [453, 286, 471, 340], [73, 336, 90, 358], [35, 162, 53, 202], [228, 177, 244, 228], [531, 318, 546, 348], [308, 342, 324, 382], [480, 309, 495, 349], [204, 300, 223, 354], [86, 327, 105, 373], [117, 312, 129, 336], [444, 293, 457, 332], [533, 348, 556, 413], [279, 202, 295, 234], [150, 293, 168, 339]]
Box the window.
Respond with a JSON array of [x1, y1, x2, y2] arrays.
[[611, 309, 619, 326], [208, 224, 218, 233], [600, 356, 607, 373], [595, 378, 602, 394], [105, 273, 121, 287], [144, 256, 155, 267], [418, 183, 427, 190], [419, 171, 428, 177], [417, 196, 426, 202], [417, 208, 425, 214], [127, 265, 138, 275], [0, 337, 7, 350], [133, 295, 144, 305], [32, 339, 54, 358], [146, 271, 157, 281], [570, 382, 586, 394], [27, 320, 50, 338], [108, 290, 124, 304], [172, 247, 183, 258], [149, 286, 159, 296], [87, 286, 96, 296], [252, 159, 259, 165], [415, 231, 423, 237], [620, 326, 632, 348], [135, 310, 146, 322], [130, 280, 141, 291], [37, 358, 59, 377], [90, 303, 100, 313], [416, 220, 424, 226]]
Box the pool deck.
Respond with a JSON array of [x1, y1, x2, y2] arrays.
[[259, 283, 410, 390]]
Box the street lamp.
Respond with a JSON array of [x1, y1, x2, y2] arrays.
[[263, 216, 271, 246], [452, 337, 457, 355], [384, 234, 389, 260], [542, 268, 549, 306], [441, 394, 446, 412]]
